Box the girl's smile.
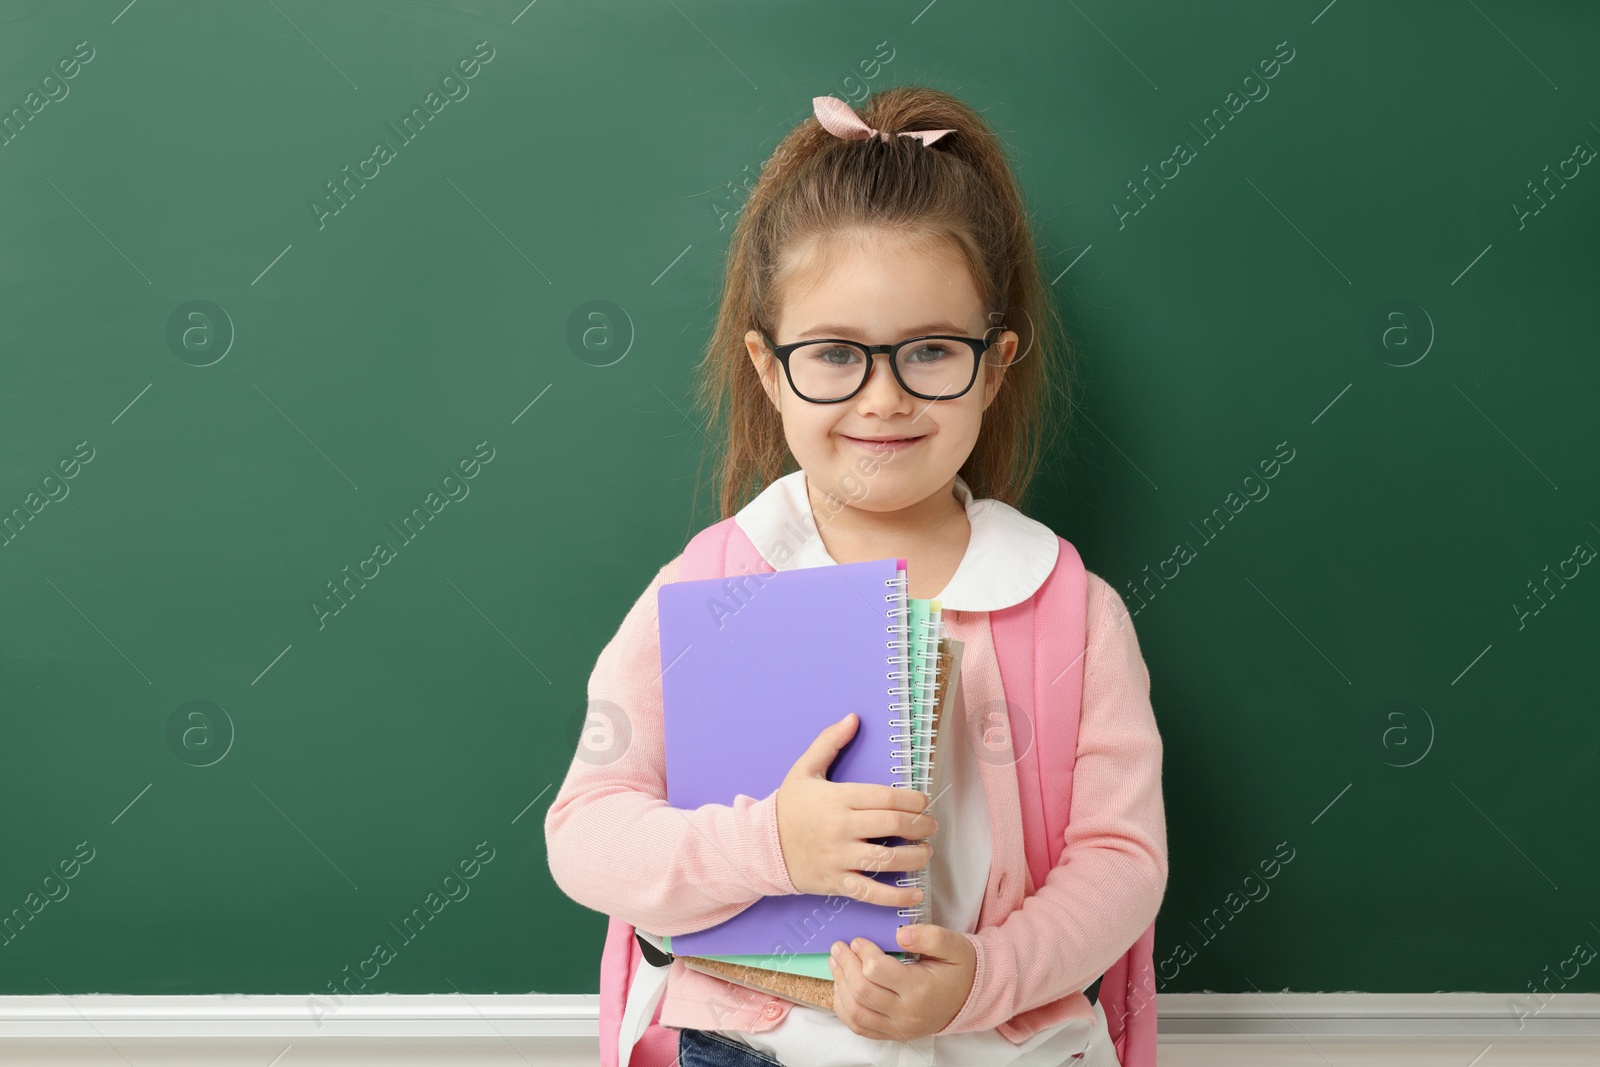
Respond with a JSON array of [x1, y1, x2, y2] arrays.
[[839, 432, 926, 452]]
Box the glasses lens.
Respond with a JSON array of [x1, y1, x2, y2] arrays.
[[787, 342, 867, 401], [895, 339, 976, 399]]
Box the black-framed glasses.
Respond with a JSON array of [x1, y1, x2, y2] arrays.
[[760, 329, 1002, 404]]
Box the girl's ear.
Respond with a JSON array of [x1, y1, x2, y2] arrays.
[[745, 330, 782, 410], [980, 329, 1021, 411]]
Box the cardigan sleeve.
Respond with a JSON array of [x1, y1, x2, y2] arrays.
[[938, 573, 1169, 1034], [544, 555, 799, 937]]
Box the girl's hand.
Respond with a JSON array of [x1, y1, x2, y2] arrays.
[[775, 713, 937, 910], [828, 924, 977, 1041]]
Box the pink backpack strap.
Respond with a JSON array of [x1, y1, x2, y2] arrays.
[[598, 518, 769, 1067], [679, 516, 772, 582], [991, 537, 1158, 1067], [987, 538, 1087, 889], [598, 919, 665, 1067]]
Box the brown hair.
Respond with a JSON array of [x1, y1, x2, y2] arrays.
[[691, 86, 1075, 520]]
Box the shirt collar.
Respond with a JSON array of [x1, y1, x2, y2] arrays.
[[731, 469, 1059, 612]]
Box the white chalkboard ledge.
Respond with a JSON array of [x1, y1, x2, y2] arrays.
[[0, 993, 596, 1039], [0, 993, 1595, 1066]]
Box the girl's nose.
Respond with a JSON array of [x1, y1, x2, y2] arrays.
[[855, 352, 915, 415]]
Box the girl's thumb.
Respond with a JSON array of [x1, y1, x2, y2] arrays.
[[795, 713, 858, 777]]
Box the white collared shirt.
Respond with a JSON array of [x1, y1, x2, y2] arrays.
[[700, 470, 1118, 1067], [732, 470, 1061, 612]]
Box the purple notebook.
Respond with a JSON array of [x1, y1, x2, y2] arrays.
[[659, 556, 912, 958]]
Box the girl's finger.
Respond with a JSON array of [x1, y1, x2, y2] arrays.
[[831, 940, 899, 1016], [827, 945, 861, 1031], [829, 946, 901, 1041], [852, 936, 914, 994]]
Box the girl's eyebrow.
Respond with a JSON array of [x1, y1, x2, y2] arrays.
[[797, 321, 970, 338]]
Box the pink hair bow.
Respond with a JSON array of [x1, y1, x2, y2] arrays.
[[812, 96, 954, 146]]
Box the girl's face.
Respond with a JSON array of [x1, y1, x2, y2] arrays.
[[744, 229, 1018, 516]]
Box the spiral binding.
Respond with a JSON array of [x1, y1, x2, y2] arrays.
[[883, 571, 940, 934]]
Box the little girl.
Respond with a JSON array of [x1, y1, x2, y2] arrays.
[[546, 88, 1167, 1067]]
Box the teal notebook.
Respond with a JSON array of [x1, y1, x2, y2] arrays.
[[664, 597, 951, 975]]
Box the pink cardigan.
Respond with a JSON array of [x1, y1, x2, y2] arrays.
[[546, 548, 1168, 1042]]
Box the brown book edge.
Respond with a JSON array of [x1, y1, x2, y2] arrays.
[[926, 636, 964, 845], [678, 955, 835, 1012]]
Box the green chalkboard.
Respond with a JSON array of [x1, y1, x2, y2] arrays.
[[1, 0, 1595, 1003]]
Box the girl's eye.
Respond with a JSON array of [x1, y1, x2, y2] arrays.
[[810, 345, 862, 366], [902, 342, 955, 365]]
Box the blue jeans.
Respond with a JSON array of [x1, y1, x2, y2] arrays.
[[677, 1027, 785, 1067]]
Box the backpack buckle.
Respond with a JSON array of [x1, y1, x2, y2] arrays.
[[636, 931, 674, 968]]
